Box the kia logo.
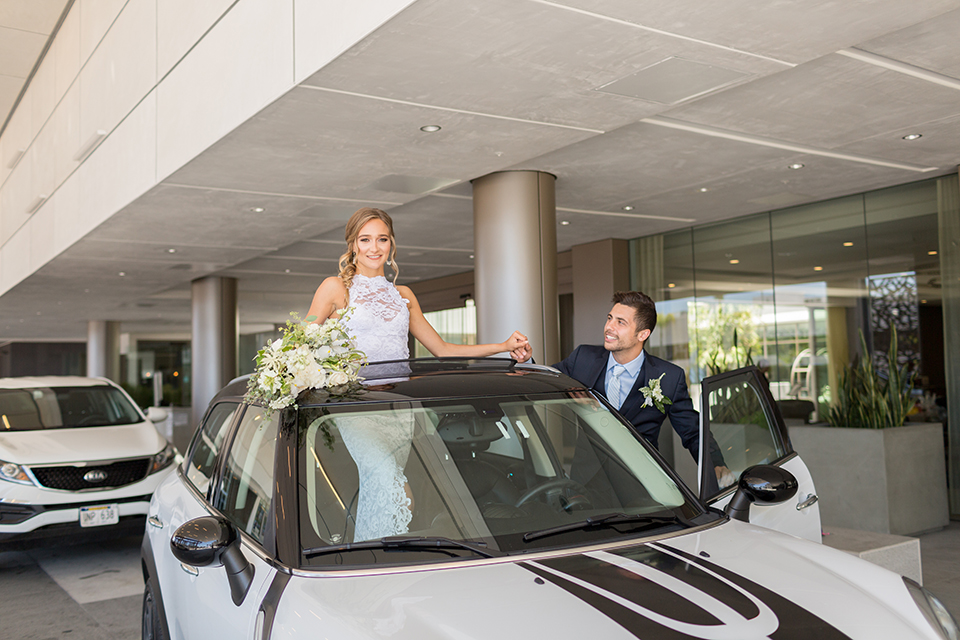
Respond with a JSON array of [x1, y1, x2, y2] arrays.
[[83, 470, 108, 483]]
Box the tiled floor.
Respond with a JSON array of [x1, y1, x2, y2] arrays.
[[1, 523, 958, 638]]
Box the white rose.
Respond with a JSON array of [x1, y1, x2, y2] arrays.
[[328, 370, 349, 386]]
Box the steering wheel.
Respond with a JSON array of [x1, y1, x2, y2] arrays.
[[515, 477, 591, 511]]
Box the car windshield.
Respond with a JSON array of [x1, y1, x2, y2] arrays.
[[0, 386, 143, 430], [297, 391, 704, 567]]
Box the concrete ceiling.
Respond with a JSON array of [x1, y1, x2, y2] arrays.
[[2, 0, 960, 341]]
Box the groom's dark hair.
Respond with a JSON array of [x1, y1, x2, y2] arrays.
[[612, 291, 657, 334]]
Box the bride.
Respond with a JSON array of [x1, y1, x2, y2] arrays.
[[307, 207, 531, 541]]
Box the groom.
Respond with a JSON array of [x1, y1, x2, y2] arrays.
[[554, 291, 707, 465]]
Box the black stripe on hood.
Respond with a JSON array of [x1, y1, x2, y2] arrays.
[[654, 543, 853, 640], [521, 543, 852, 640]]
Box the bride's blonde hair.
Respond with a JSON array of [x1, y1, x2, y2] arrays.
[[338, 207, 400, 304]]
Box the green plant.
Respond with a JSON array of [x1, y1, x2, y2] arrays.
[[828, 328, 916, 429], [693, 304, 759, 376]]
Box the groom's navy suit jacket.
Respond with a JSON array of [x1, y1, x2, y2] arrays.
[[554, 345, 700, 461]]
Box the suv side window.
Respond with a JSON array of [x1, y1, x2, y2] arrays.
[[184, 402, 240, 493], [214, 406, 279, 545]]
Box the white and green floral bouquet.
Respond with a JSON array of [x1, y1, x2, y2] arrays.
[[245, 311, 366, 413]]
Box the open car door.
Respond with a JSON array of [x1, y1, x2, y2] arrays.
[[699, 366, 822, 543]]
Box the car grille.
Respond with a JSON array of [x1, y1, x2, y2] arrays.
[[30, 458, 151, 491]]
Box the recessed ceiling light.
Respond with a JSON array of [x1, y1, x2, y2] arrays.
[[119, 272, 126, 276], [902, 133, 922, 141], [420, 125, 441, 132], [622, 205, 634, 211], [843, 242, 854, 247], [560, 220, 570, 226], [250, 207, 265, 213], [699, 187, 709, 193], [469, 254, 474, 259], [284, 269, 291, 273], [668, 283, 676, 288], [928, 250, 938, 255], [813, 266, 823, 271], [921, 299, 927, 304], [167, 248, 177, 253], [729, 259, 740, 265], [788, 163, 805, 170]]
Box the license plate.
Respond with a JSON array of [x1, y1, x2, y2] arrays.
[[79, 504, 119, 527]]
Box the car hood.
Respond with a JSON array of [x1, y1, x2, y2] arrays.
[[0, 422, 165, 464], [274, 521, 937, 640]]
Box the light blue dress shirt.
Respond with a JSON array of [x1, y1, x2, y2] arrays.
[[604, 350, 645, 410]]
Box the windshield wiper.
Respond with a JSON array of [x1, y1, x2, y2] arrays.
[[303, 536, 501, 559], [522, 511, 692, 542]]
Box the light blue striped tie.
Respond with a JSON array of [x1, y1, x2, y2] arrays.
[[608, 364, 626, 410]]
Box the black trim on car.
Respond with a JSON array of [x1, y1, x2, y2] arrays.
[[141, 532, 173, 640], [258, 571, 291, 640], [0, 493, 153, 525], [274, 408, 300, 567]]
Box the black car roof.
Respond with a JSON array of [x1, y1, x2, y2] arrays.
[[214, 358, 585, 406]]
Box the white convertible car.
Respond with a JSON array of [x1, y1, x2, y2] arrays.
[[141, 360, 958, 640], [0, 376, 178, 545]]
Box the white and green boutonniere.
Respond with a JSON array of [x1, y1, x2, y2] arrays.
[[639, 372, 672, 414]]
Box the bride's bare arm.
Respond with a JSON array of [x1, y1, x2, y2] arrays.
[[306, 277, 347, 323], [400, 286, 530, 359]]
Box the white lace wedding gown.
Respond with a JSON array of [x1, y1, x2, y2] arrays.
[[338, 274, 414, 541]]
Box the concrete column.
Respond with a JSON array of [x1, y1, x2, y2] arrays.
[[87, 321, 120, 381], [472, 171, 560, 365], [191, 276, 238, 428], [571, 239, 630, 348]]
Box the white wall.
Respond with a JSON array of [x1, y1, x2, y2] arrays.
[[0, 0, 415, 297]]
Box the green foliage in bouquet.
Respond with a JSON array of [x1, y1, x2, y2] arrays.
[[245, 311, 366, 415], [828, 328, 916, 429]]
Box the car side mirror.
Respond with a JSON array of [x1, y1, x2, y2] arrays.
[[171, 516, 255, 606], [725, 465, 799, 523], [146, 407, 168, 423]]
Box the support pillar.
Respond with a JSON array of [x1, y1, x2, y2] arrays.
[[87, 321, 120, 381], [191, 276, 238, 428], [472, 171, 560, 365], [571, 239, 631, 348]]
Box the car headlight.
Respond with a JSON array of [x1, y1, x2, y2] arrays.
[[905, 578, 959, 640], [150, 443, 178, 474], [0, 460, 34, 486]]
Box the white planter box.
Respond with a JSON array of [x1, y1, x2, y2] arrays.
[[788, 423, 949, 535]]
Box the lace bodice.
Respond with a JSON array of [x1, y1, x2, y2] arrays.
[[344, 274, 410, 362]]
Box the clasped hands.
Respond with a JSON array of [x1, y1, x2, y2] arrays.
[[504, 331, 533, 363]]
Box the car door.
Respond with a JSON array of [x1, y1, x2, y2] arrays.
[[697, 367, 822, 543], [150, 403, 280, 639]]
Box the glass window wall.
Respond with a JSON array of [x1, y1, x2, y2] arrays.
[[630, 175, 953, 512]]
